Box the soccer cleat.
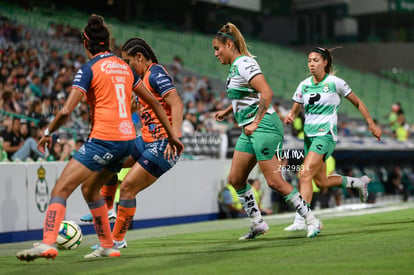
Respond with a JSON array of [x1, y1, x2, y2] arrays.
[[80, 210, 117, 223], [239, 222, 269, 240], [284, 222, 307, 231], [80, 213, 93, 223], [90, 239, 127, 250], [84, 246, 121, 258], [16, 243, 58, 262], [306, 218, 323, 238], [108, 209, 117, 220], [113, 239, 127, 249], [357, 175, 371, 203]]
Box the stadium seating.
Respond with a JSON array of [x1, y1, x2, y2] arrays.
[[380, 68, 414, 87], [2, 2, 413, 124], [1, 3, 413, 204], [180, 133, 221, 159]]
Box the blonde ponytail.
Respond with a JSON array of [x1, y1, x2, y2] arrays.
[[215, 22, 255, 58]]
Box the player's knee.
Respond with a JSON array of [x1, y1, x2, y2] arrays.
[[119, 181, 136, 199], [314, 178, 325, 188], [51, 181, 76, 199], [300, 169, 313, 182], [267, 180, 283, 192], [80, 183, 95, 201]]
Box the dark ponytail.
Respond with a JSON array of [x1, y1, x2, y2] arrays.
[[311, 47, 335, 74], [83, 14, 110, 55]]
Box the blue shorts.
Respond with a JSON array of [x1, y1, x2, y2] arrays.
[[131, 136, 179, 178], [73, 138, 134, 172]]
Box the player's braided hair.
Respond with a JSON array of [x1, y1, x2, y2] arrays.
[[83, 14, 110, 55], [122, 38, 159, 64]]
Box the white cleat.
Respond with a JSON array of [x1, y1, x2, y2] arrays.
[[80, 210, 117, 223], [239, 222, 269, 240], [84, 245, 121, 258], [108, 209, 117, 221], [306, 219, 323, 238], [16, 243, 58, 262], [357, 175, 371, 203], [113, 239, 127, 249], [91, 239, 127, 250], [284, 223, 307, 231]]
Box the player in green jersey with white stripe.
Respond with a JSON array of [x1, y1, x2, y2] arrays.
[[284, 47, 382, 231], [213, 22, 322, 239]]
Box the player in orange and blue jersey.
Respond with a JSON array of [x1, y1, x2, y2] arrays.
[[16, 15, 183, 262], [81, 37, 184, 249], [79, 40, 183, 229], [139, 62, 177, 142], [107, 37, 184, 248], [127, 41, 183, 177]]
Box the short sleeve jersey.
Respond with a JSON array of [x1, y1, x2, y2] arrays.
[[72, 52, 141, 141], [226, 55, 274, 126], [292, 74, 352, 141], [3, 131, 24, 159], [138, 63, 176, 143]]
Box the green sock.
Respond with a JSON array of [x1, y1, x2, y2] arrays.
[[341, 176, 347, 188], [235, 184, 251, 196]]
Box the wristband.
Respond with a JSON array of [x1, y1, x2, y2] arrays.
[[44, 128, 50, 137]]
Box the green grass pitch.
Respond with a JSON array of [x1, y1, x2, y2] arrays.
[[1, 202, 413, 275]]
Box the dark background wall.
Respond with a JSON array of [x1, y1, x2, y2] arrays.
[[294, 42, 414, 74]]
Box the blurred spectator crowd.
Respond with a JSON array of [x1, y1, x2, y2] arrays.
[[1, 13, 413, 164], [218, 161, 414, 219], [0, 13, 412, 210], [0, 14, 88, 162], [0, 14, 235, 162]]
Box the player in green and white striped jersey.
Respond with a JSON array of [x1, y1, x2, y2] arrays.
[[213, 22, 323, 239], [284, 47, 382, 231]]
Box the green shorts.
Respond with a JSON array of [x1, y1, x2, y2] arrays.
[[235, 113, 284, 161], [304, 134, 336, 161]]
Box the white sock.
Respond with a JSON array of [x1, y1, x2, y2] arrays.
[[342, 176, 363, 188], [237, 186, 262, 225], [294, 212, 305, 225], [284, 187, 315, 221]]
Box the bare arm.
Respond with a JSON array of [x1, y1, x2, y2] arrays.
[[251, 74, 272, 124], [2, 140, 22, 154], [215, 104, 233, 121], [284, 102, 303, 124], [11, 97, 22, 114], [47, 89, 84, 133], [133, 82, 183, 154], [346, 91, 382, 140], [162, 90, 184, 137], [38, 88, 84, 152], [244, 74, 272, 135], [130, 95, 138, 113]]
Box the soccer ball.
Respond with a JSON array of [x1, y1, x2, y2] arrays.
[[56, 220, 83, 250]]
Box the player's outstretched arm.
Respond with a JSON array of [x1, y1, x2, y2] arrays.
[[133, 83, 184, 154], [346, 91, 382, 140]]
